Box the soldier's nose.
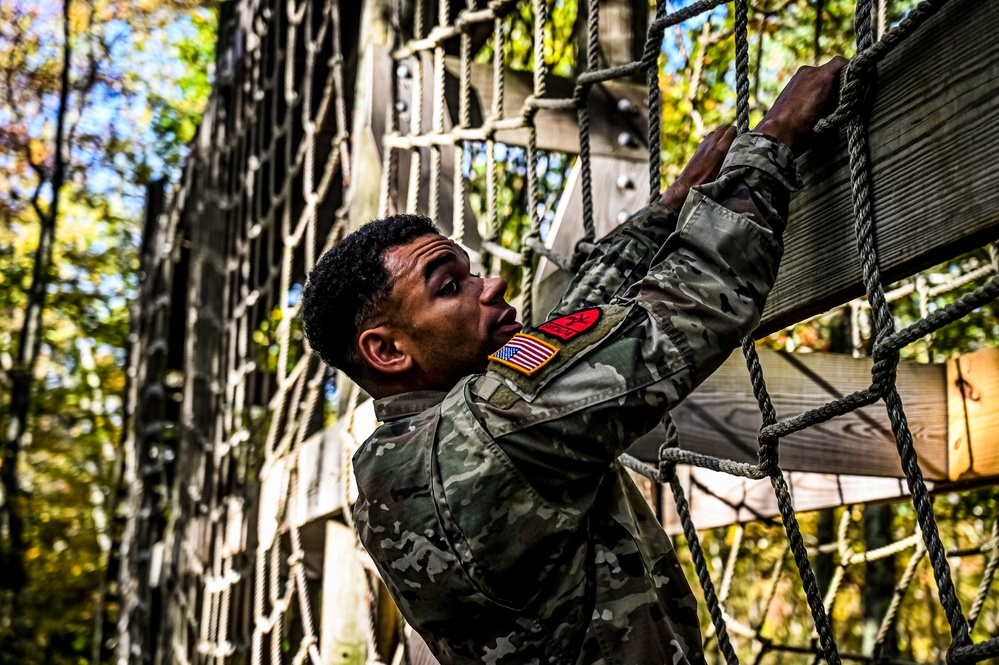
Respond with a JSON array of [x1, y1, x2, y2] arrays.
[[481, 276, 507, 304]]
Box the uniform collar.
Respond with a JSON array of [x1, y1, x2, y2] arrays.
[[373, 390, 449, 421]]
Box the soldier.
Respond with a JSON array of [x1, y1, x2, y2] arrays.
[[302, 57, 847, 664]]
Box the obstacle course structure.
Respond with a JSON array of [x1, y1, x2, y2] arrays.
[[117, 0, 999, 663]]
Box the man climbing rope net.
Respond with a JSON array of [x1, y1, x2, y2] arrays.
[[301, 56, 847, 665]]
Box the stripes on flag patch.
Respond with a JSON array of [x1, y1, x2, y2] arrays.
[[488, 333, 559, 376]]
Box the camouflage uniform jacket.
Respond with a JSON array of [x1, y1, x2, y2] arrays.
[[352, 133, 799, 665]]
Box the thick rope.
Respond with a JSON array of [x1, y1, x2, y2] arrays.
[[519, 0, 548, 324], [734, 0, 751, 134], [843, 0, 972, 654]]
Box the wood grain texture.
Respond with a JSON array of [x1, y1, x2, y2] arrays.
[[594, 0, 647, 70], [947, 346, 999, 482], [530, 0, 997, 335], [296, 398, 376, 527], [660, 467, 920, 534], [760, 0, 999, 334], [627, 348, 949, 480], [321, 520, 371, 665]]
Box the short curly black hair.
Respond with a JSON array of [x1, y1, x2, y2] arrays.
[[302, 214, 438, 379]]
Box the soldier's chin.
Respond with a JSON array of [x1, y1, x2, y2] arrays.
[[490, 326, 521, 351]]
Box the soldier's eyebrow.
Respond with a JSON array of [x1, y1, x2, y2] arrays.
[[423, 252, 459, 285]]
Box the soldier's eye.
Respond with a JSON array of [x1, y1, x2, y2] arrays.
[[440, 280, 459, 296]]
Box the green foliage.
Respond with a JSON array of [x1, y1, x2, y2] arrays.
[[0, 1, 217, 662]]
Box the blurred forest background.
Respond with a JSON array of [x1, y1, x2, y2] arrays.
[[0, 0, 996, 663], [0, 0, 218, 660]]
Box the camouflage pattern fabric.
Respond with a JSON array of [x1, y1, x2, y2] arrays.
[[352, 133, 799, 664]]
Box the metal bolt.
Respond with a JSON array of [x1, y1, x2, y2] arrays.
[[617, 98, 636, 114], [616, 175, 634, 190], [617, 211, 630, 224], [397, 64, 411, 79], [617, 132, 636, 148], [395, 101, 408, 113]]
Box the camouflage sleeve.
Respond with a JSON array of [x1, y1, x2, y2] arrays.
[[471, 132, 800, 509], [551, 203, 678, 315]]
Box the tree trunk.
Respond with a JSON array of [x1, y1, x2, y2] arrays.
[[862, 503, 897, 657], [0, 0, 72, 596]]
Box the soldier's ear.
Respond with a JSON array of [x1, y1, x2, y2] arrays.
[[358, 325, 413, 376]]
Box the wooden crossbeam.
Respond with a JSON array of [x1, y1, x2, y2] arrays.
[[658, 468, 921, 534], [627, 348, 949, 480], [762, 0, 999, 333], [536, 0, 998, 333]]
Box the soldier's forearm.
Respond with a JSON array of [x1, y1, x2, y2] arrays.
[[630, 133, 798, 391]]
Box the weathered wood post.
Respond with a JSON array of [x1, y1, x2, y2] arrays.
[[321, 520, 370, 665]]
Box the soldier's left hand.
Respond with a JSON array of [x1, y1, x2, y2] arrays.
[[660, 124, 737, 213]]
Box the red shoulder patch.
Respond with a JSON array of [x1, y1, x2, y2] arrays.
[[537, 308, 602, 340]]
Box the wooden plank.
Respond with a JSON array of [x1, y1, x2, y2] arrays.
[[530, 0, 997, 335], [627, 348, 949, 480], [321, 520, 370, 665], [443, 56, 650, 160], [295, 396, 377, 527], [597, 0, 647, 70], [660, 467, 921, 534], [948, 346, 999, 482], [760, 0, 999, 334], [532, 154, 652, 321], [347, 0, 394, 231]]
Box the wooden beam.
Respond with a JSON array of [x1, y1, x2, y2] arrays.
[[602, 0, 647, 69], [348, 1, 394, 231], [660, 467, 922, 534], [627, 348, 949, 480], [533, 0, 997, 335], [321, 520, 370, 665], [441, 56, 650, 159], [760, 0, 999, 334], [295, 397, 377, 528], [948, 346, 999, 482]]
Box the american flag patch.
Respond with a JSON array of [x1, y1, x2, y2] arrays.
[[488, 333, 559, 375]]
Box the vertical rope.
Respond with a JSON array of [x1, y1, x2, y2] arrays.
[[520, 0, 549, 325], [429, 0, 448, 223], [646, 0, 667, 202], [871, 539, 925, 662], [846, 0, 972, 652], [743, 341, 842, 664], [967, 517, 999, 630], [406, 0, 426, 214], [452, 5, 473, 244], [576, 0, 600, 245], [662, 416, 740, 665], [734, 0, 751, 134], [481, 10, 506, 273]]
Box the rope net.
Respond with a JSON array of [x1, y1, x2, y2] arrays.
[[116, 0, 999, 663]]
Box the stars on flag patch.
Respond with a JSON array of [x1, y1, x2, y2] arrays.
[[488, 333, 559, 376]]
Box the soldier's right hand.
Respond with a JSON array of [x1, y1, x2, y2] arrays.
[[755, 56, 849, 151]]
